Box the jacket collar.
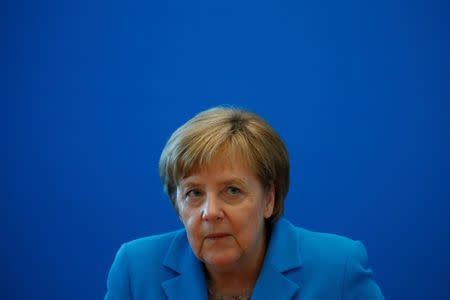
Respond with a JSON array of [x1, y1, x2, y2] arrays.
[[162, 218, 303, 299], [252, 218, 303, 299], [162, 230, 208, 299]]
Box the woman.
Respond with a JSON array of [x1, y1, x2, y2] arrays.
[[105, 107, 384, 299]]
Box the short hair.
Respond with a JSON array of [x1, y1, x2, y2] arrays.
[[159, 106, 289, 224]]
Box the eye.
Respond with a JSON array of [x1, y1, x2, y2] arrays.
[[186, 188, 203, 199], [226, 186, 241, 196]]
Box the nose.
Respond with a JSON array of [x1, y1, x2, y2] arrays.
[[201, 193, 224, 221]]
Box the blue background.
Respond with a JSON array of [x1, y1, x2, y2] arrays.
[[4, 0, 449, 299]]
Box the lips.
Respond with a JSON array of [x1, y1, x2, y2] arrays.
[[205, 233, 230, 240]]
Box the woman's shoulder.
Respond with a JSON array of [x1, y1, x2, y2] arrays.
[[264, 219, 384, 299], [114, 229, 187, 272], [105, 229, 189, 299], [297, 225, 358, 252], [273, 218, 366, 267], [125, 229, 184, 250]]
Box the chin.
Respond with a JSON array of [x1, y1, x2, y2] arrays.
[[202, 251, 241, 269]]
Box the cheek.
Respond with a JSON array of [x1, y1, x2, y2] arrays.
[[181, 211, 203, 250], [178, 202, 193, 227], [235, 207, 266, 244]]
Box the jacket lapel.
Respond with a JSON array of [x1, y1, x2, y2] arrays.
[[161, 231, 208, 300], [252, 218, 303, 299], [251, 264, 300, 299], [161, 218, 303, 300]]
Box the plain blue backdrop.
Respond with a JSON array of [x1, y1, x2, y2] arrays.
[[4, 0, 449, 299]]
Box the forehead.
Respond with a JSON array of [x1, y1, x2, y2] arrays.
[[180, 149, 257, 183]]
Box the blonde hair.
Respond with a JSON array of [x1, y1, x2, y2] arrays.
[[159, 106, 289, 223]]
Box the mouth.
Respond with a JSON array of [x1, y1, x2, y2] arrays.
[[205, 233, 230, 240]]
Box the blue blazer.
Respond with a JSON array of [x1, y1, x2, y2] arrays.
[[105, 218, 384, 299]]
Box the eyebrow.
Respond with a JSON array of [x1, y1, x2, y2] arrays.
[[178, 181, 203, 191], [221, 178, 247, 187], [179, 177, 248, 189]]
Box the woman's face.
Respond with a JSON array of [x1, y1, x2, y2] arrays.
[[176, 153, 275, 272]]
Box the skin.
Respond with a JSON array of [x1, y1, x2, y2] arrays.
[[176, 152, 275, 296]]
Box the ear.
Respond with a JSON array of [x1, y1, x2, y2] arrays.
[[264, 183, 275, 219]]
